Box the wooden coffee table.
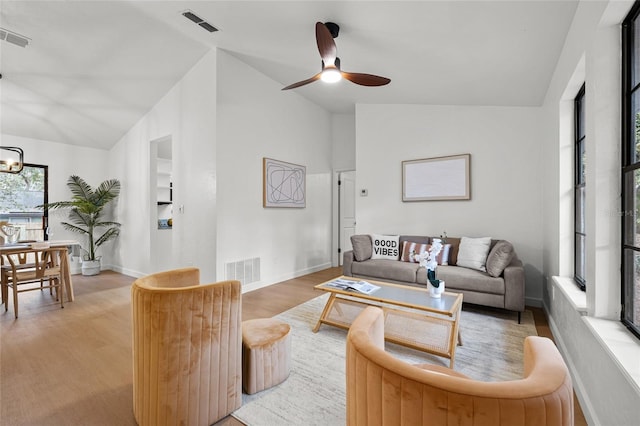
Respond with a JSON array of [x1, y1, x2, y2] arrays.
[[314, 275, 463, 368]]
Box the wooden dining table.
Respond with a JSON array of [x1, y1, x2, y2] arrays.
[[0, 240, 79, 303]]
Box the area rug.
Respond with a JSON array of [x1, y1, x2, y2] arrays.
[[232, 294, 537, 426]]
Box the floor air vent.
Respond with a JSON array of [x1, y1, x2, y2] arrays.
[[225, 258, 260, 285]]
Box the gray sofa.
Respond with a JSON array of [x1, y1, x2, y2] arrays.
[[342, 235, 525, 322]]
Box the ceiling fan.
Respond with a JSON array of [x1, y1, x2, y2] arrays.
[[282, 22, 391, 90]]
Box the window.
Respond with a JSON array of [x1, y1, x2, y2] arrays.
[[0, 164, 48, 242], [622, 2, 640, 339], [574, 84, 586, 291]]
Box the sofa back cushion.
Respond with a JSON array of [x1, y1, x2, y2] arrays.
[[351, 234, 373, 261], [486, 240, 515, 277], [398, 235, 431, 247]]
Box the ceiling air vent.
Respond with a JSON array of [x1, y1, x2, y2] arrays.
[[0, 27, 30, 48], [181, 10, 218, 33]]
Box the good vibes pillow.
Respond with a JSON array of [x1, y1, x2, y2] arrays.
[[370, 234, 400, 260]]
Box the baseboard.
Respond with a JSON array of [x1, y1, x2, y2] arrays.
[[103, 262, 333, 289], [70, 261, 141, 278], [543, 301, 598, 426], [241, 262, 333, 293], [525, 296, 543, 308], [107, 264, 145, 279]]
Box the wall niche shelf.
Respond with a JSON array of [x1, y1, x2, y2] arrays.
[[156, 154, 172, 229], [157, 181, 172, 205]]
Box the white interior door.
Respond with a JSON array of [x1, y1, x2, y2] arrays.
[[339, 171, 356, 266]]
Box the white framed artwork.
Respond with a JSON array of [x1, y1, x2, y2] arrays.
[[402, 154, 471, 201], [263, 157, 306, 208]]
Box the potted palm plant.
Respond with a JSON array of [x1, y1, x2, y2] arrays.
[[42, 175, 121, 275]]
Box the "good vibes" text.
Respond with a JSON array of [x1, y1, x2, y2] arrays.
[[374, 239, 398, 257]]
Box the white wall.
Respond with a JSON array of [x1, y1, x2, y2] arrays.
[[216, 50, 333, 290], [22, 46, 333, 288], [541, 1, 640, 424], [331, 113, 356, 265], [1, 134, 110, 265], [331, 113, 356, 172], [354, 104, 544, 303], [541, 0, 611, 282], [109, 50, 217, 280]]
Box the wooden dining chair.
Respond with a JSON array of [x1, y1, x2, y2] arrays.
[[3, 247, 65, 318], [1, 251, 36, 305]]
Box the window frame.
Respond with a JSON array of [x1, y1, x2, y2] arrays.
[[574, 83, 586, 291], [0, 163, 49, 241], [621, 1, 640, 340]]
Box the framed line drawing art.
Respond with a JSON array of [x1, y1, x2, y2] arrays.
[[402, 154, 471, 201], [263, 157, 306, 208]]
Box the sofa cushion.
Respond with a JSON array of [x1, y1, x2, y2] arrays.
[[400, 241, 429, 262], [419, 265, 505, 295], [443, 237, 461, 265], [351, 234, 373, 261], [352, 259, 419, 283], [486, 240, 515, 277], [371, 234, 400, 260], [456, 237, 492, 272], [401, 241, 452, 265], [438, 243, 452, 265], [399, 235, 431, 247]]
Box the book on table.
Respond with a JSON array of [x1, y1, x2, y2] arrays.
[[326, 278, 380, 295]]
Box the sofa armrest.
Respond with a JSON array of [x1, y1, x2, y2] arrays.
[[503, 256, 525, 312], [343, 250, 354, 276]]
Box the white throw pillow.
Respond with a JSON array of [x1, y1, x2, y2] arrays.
[[457, 237, 492, 272], [370, 234, 400, 260]]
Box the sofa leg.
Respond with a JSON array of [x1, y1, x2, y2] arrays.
[[518, 311, 521, 324]]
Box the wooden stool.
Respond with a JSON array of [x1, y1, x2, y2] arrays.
[[242, 318, 291, 395]]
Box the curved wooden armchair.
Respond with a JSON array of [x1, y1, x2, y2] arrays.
[[346, 306, 573, 426], [131, 268, 242, 426]]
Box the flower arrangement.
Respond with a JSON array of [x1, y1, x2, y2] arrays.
[[412, 232, 447, 288]]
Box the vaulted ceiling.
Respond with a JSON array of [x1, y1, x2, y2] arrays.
[[0, 1, 579, 150]]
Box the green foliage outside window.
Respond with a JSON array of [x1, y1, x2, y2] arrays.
[[0, 166, 45, 212]]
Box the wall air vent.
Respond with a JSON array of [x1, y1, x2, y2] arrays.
[[181, 10, 219, 33], [225, 257, 260, 286], [0, 27, 30, 48]]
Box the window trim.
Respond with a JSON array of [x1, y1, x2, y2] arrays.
[[0, 162, 48, 241], [574, 83, 586, 291], [621, 1, 640, 339]]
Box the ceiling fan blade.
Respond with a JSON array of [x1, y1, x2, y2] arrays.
[[341, 71, 391, 87], [316, 22, 337, 65], [282, 73, 322, 90]]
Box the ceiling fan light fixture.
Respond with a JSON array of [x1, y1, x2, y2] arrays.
[[321, 68, 342, 83], [282, 21, 390, 90]]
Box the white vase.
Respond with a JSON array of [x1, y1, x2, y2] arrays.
[[428, 280, 445, 298]]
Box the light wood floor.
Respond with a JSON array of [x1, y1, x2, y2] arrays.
[[0, 267, 586, 425]]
